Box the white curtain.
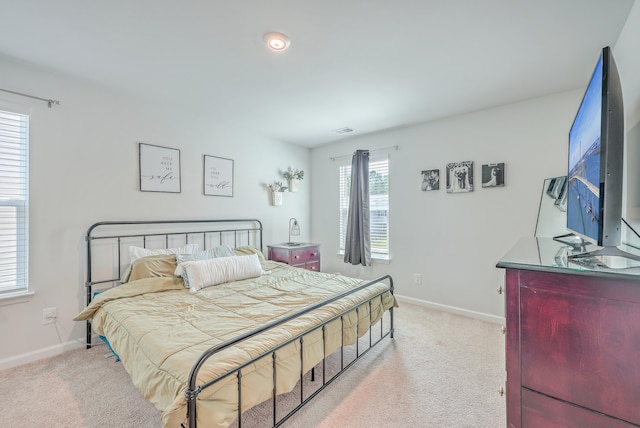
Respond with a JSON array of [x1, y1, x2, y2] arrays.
[[343, 150, 371, 266]]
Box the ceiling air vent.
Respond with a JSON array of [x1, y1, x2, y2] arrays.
[[332, 127, 354, 135]]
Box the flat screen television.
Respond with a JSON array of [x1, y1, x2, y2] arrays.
[[565, 46, 640, 264]]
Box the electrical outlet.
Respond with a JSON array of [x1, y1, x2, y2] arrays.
[[42, 307, 57, 325], [414, 273, 422, 285]]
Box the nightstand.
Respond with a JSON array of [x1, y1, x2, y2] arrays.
[[267, 243, 321, 272]]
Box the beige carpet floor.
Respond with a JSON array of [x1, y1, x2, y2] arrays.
[[0, 302, 506, 427]]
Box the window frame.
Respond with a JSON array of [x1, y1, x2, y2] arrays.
[[0, 107, 30, 297]]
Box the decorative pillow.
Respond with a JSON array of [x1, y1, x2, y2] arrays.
[[233, 245, 266, 262], [120, 254, 178, 283], [176, 245, 236, 264], [210, 244, 236, 258], [175, 254, 265, 292], [129, 244, 199, 262], [129, 254, 178, 282]]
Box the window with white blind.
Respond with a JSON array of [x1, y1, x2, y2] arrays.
[[0, 109, 29, 295], [339, 156, 389, 260]]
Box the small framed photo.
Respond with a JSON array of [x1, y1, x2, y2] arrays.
[[481, 163, 505, 188], [446, 161, 473, 193], [204, 155, 234, 197], [421, 169, 440, 191], [139, 143, 181, 193]]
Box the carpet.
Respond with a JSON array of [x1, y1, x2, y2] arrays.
[[0, 302, 505, 427]]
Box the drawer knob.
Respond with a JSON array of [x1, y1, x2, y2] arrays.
[[500, 325, 506, 334], [294, 255, 299, 259], [310, 266, 316, 270], [498, 387, 505, 397], [312, 252, 318, 256], [497, 286, 504, 295]]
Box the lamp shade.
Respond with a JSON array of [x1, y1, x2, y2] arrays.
[[288, 218, 300, 245]]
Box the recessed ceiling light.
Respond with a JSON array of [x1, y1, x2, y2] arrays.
[[264, 32, 291, 52]]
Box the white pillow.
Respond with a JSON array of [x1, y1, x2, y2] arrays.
[[129, 244, 199, 262], [175, 254, 265, 292]]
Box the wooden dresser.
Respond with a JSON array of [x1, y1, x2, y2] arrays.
[[267, 243, 320, 272], [497, 238, 640, 428]]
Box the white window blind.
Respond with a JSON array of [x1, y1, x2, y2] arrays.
[[339, 155, 389, 259], [0, 109, 29, 294]]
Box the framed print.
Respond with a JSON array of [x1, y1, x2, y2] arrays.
[[421, 169, 440, 191], [446, 161, 473, 193], [481, 163, 505, 187], [204, 155, 234, 197], [139, 143, 181, 193]]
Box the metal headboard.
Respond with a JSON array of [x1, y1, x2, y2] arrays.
[[84, 219, 263, 348]]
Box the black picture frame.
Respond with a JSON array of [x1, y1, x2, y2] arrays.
[[139, 143, 181, 193], [481, 163, 505, 188], [204, 155, 234, 197]]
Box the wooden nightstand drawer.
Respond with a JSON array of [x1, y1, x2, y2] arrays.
[[305, 261, 320, 272], [267, 243, 321, 272], [291, 247, 320, 263]]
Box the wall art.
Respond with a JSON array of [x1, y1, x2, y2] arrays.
[[204, 155, 234, 197], [421, 169, 440, 191], [481, 163, 505, 188], [139, 143, 181, 193], [446, 161, 473, 193]]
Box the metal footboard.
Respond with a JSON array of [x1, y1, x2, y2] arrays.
[[184, 274, 395, 428]]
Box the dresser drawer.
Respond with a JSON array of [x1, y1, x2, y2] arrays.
[[519, 280, 640, 424], [305, 261, 320, 272], [521, 389, 636, 428], [291, 247, 320, 263], [268, 247, 292, 264]]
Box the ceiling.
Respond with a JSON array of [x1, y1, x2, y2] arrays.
[[0, 0, 635, 147]]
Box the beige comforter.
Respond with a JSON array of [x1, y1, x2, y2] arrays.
[[75, 261, 396, 428]]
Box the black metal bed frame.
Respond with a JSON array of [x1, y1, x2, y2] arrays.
[[84, 219, 395, 428]]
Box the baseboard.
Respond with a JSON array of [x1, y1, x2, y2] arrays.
[[0, 337, 98, 372], [394, 294, 505, 324]]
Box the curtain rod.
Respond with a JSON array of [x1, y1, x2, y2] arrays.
[[329, 145, 399, 161], [0, 88, 61, 108]]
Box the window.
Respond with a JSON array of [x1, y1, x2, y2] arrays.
[[339, 156, 389, 260], [0, 109, 29, 295]]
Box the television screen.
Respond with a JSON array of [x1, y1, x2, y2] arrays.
[[567, 54, 602, 243], [566, 46, 624, 248]]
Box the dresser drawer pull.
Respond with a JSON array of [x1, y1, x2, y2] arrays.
[[294, 255, 300, 259], [310, 266, 316, 270], [500, 326, 506, 334], [498, 387, 504, 397], [497, 286, 504, 295]]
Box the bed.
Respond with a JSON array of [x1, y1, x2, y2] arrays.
[[76, 219, 396, 428]]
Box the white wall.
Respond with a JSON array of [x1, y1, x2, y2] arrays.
[[311, 90, 581, 319], [310, 1, 640, 319], [0, 55, 311, 369], [616, 2, 640, 131], [615, 1, 640, 226]]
